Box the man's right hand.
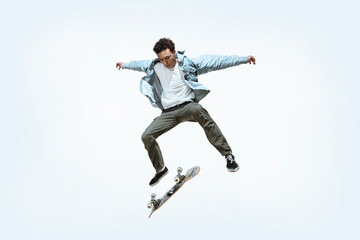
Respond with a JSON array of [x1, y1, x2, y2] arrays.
[[116, 62, 124, 70]]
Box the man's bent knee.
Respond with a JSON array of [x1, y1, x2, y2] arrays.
[[141, 132, 155, 145]]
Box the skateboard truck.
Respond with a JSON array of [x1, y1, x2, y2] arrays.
[[146, 193, 159, 209], [168, 167, 185, 196], [174, 167, 185, 183]]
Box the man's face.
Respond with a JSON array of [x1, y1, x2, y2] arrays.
[[156, 48, 177, 69]]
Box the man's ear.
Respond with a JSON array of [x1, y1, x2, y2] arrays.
[[173, 49, 176, 54]]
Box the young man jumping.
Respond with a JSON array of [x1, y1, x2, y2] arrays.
[[116, 38, 256, 186]]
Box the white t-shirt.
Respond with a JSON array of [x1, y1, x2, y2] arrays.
[[154, 61, 195, 109]]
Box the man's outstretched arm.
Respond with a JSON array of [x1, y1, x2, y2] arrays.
[[193, 54, 256, 75], [115, 60, 152, 73]]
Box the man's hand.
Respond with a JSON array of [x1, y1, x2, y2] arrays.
[[116, 62, 124, 70], [247, 55, 256, 65]]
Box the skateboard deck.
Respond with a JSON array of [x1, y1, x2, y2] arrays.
[[147, 166, 200, 218]]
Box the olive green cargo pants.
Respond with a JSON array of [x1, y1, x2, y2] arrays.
[[141, 102, 232, 171]]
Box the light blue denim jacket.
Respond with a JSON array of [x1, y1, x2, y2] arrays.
[[122, 51, 248, 110]]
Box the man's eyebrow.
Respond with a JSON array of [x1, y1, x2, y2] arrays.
[[158, 55, 170, 61]]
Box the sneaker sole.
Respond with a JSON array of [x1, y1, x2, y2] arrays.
[[227, 166, 239, 172], [149, 170, 168, 187]]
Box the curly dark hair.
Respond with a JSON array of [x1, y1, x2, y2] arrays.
[[153, 38, 175, 53]]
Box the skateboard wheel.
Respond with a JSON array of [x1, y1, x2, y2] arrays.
[[174, 176, 180, 183], [151, 193, 156, 199], [147, 203, 153, 209], [177, 167, 183, 173]]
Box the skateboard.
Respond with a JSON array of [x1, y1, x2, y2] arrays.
[[147, 166, 200, 218]]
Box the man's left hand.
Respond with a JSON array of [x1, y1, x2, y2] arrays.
[[247, 55, 256, 65]]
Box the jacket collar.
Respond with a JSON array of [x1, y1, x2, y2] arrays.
[[175, 50, 185, 60]]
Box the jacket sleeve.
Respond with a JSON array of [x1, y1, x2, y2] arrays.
[[122, 60, 152, 73], [191, 55, 248, 75]]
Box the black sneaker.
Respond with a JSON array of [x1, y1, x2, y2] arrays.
[[226, 154, 239, 172], [149, 167, 168, 187]]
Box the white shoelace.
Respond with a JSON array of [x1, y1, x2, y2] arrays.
[[226, 155, 235, 163]]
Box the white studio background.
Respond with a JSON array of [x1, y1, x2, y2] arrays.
[[1, 0, 359, 239]]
